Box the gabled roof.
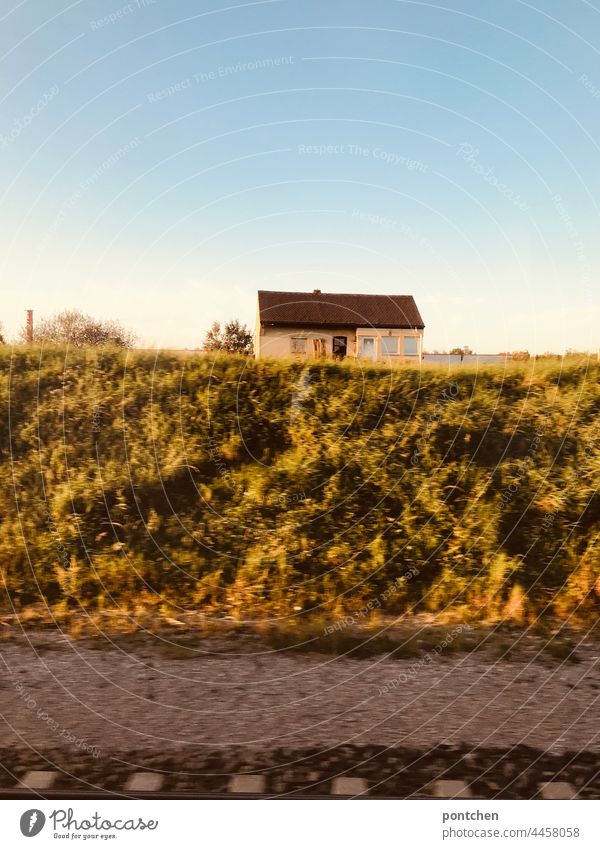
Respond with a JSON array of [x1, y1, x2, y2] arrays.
[[257, 290, 424, 329]]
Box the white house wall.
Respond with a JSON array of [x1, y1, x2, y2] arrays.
[[257, 325, 423, 363]]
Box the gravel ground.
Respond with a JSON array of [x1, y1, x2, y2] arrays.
[[1, 630, 599, 757]]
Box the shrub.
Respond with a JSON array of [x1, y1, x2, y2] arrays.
[[1, 349, 598, 623]]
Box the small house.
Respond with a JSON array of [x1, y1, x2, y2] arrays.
[[255, 289, 425, 363]]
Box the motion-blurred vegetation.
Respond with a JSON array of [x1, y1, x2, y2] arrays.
[[1, 348, 598, 627]]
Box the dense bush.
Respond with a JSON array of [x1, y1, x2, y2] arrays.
[[1, 348, 598, 623]]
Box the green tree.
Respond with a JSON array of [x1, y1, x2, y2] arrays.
[[203, 319, 253, 355], [21, 309, 136, 347]]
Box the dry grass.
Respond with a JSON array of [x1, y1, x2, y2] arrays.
[[0, 606, 587, 665]]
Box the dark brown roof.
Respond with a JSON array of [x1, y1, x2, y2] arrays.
[[258, 290, 424, 329]]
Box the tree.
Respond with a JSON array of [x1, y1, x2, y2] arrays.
[[499, 351, 530, 361], [202, 319, 253, 355], [21, 309, 136, 347], [0, 324, 4, 345], [450, 346, 474, 356]]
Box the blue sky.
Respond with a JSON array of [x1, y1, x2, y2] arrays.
[[1, 0, 599, 352]]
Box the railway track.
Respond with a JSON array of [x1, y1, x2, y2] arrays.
[[0, 788, 342, 801], [0, 744, 597, 799]]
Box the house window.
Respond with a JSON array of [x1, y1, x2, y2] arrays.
[[312, 338, 326, 357], [403, 336, 419, 355], [332, 336, 347, 358], [359, 336, 376, 360], [381, 336, 398, 356], [290, 337, 307, 354]]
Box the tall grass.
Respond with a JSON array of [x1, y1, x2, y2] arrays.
[[1, 347, 598, 625]]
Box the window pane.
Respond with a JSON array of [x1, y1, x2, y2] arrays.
[[360, 337, 375, 360], [290, 337, 307, 353], [332, 336, 347, 357], [381, 336, 398, 355], [403, 336, 418, 355]]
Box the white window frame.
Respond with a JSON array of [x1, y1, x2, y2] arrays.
[[403, 336, 419, 356], [359, 336, 376, 360], [381, 335, 399, 356]]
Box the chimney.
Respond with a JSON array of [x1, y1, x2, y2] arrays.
[[25, 309, 33, 343], [312, 289, 321, 294]]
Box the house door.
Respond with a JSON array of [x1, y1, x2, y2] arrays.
[[332, 336, 347, 359], [360, 336, 376, 360]]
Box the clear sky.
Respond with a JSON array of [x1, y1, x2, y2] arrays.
[[1, 0, 599, 352]]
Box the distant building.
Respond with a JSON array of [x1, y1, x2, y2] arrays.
[[255, 290, 425, 363]]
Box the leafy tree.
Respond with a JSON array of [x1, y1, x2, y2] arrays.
[[450, 345, 474, 356], [203, 319, 253, 355], [21, 309, 136, 347], [0, 324, 4, 344]]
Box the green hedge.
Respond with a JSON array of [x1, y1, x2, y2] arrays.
[[1, 347, 599, 622]]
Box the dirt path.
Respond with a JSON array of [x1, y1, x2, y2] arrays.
[[1, 631, 599, 756]]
